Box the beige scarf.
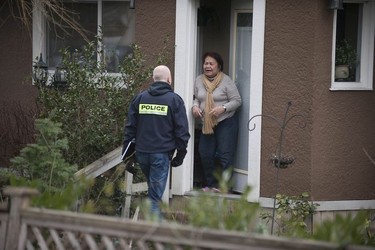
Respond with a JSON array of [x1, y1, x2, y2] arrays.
[[202, 71, 224, 134]]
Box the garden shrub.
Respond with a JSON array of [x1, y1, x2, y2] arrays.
[[34, 41, 154, 168], [163, 170, 262, 232], [260, 192, 319, 237], [312, 211, 375, 247], [1, 118, 87, 209], [31, 36, 170, 214]]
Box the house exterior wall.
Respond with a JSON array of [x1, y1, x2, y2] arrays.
[[0, 0, 176, 167], [135, 0, 176, 78], [1, 0, 374, 203], [0, 5, 35, 106], [0, 2, 37, 167], [261, 0, 375, 200]]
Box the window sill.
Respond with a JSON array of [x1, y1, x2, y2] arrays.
[[330, 86, 373, 91]]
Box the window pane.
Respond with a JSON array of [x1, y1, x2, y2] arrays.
[[237, 12, 252, 27], [335, 3, 362, 82], [234, 12, 252, 172], [47, 2, 98, 68], [102, 1, 135, 72]]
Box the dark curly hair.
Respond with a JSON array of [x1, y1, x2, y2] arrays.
[[202, 52, 223, 71]]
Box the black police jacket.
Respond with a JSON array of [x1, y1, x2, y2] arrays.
[[123, 81, 190, 154]]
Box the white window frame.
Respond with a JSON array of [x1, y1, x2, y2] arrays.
[[32, 0, 132, 81], [330, 0, 375, 91]]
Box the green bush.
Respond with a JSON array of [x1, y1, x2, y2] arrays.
[[34, 38, 169, 169], [31, 37, 170, 214], [260, 192, 319, 237], [312, 211, 375, 247], [1, 118, 86, 209], [164, 170, 262, 232]]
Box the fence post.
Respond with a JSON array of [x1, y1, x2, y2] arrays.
[[3, 187, 39, 250], [123, 171, 133, 218]]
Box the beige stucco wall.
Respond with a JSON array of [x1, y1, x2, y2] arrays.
[[261, 0, 375, 200]]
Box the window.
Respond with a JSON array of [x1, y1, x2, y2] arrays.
[[331, 0, 375, 91], [33, 0, 135, 73]]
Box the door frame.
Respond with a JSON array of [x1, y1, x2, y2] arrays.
[[229, 2, 253, 194], [173, 0, 266, 202]]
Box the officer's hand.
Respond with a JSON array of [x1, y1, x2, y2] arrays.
[[171, 149, 187, 167]]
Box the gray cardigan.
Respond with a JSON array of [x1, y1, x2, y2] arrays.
[[193, 73, 242, 123]]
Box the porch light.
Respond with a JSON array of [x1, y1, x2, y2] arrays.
[[53, 64, 68, 87], [328, 0, 343, 9], [33, 53, 48, 84]]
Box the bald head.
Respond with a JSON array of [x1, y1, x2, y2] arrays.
[[153, 65, 172, 85]]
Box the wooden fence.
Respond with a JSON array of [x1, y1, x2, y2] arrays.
[[0, 187, 351, 250], [1, 148, 373, 249]]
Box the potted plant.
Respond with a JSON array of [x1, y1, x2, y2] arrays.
[[335, 39, 357, 80]]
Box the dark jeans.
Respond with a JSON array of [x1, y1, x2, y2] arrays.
[[135, 152, 170, 219], [199, 113, 239, 188]]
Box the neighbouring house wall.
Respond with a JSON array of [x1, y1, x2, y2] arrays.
[[0, 2, 37, 167], [261, 0, 375, 201]]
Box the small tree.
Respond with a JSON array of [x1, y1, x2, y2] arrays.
[[2, 118, 85, 209]]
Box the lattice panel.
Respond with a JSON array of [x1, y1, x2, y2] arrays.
[[19, 224, 206, 250]]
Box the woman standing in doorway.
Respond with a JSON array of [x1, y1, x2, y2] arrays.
[[192, 52, 242, 192]]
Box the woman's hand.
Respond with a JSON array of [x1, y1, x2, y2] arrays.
[[209, 105, 226, 117], [192, 105, 203, 118]]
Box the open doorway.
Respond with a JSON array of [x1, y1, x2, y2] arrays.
[[193, 0, 253, 193]]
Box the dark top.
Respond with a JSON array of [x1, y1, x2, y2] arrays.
[[123, 81, 190, 154]]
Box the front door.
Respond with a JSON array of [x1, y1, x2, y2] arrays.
[[195, 0, 253, 193]]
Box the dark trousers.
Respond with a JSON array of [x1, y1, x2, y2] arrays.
[[135, 152, 169, 219], [198, 113, 239, 188]]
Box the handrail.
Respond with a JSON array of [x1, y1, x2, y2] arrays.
[[74, 146, 123, 179]]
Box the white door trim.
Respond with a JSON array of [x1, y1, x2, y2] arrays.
[[247, 0, 266, 202], [173, 0, 199, 195], [173, 0, 266, 201]]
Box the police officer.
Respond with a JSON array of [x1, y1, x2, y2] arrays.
[[122, 65, 190, 219]]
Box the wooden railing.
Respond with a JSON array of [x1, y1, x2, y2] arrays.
[[74, 146, 148, 218], [74, 146, 123, 179], [0, 187, 345, 250]]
